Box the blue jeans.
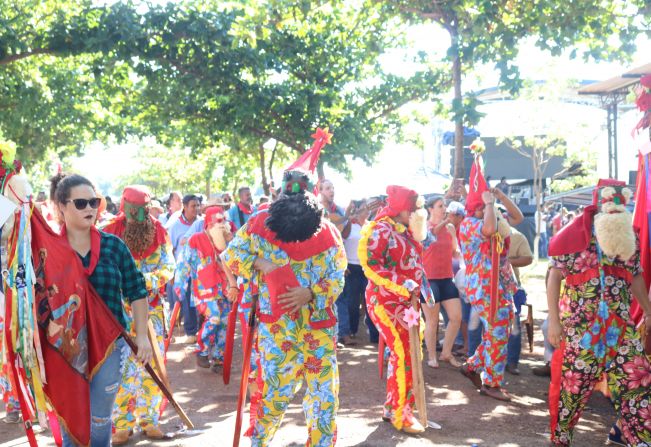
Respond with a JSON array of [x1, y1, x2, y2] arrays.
[[336, 264, 368, 337], [507, 313, 522, 366], [538, 232, 549, 258], [62, 337, 126, 447], [181, 281, 198, 336], [467, 307, 483, 356]]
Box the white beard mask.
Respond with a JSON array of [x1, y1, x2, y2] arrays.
[[594, 210, 636, 261], [207, 222, 230, 251]]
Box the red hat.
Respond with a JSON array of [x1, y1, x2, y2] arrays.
[[465, 160, 489, 213], [374, 185, 418, 221], [593, 178, 626, 206], [204, 206, 226, 229], [121, 185, 151, 207]]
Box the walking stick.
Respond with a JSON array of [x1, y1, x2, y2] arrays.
[[148, 320, 171, 390], [378, 335, 385, 379], [408, 295, 427, 427], [233, 293, 258, 447], [122, 329, 194, 429], [525, 304, 534, 353], [164, 300, 182, 353], [222, 299, 239, 385]]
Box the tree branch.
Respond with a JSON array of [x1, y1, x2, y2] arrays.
[[0, 48, 53, 65]]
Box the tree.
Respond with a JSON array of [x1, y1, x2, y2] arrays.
[[386, 0, 649, 180]]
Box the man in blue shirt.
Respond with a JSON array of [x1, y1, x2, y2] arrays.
[[227, 186, 254, 229], [168, 194, 200, 340]]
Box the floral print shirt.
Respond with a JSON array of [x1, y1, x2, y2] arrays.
[[222, 221, 347, 328], [550, 236, 642, 360]]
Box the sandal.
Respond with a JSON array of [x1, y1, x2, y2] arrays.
[[439, 355, 462, 368], [427, 359, 439, 369]]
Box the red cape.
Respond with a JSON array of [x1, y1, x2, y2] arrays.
[[548, 206, 597, 257], [246, 211, 339, 261], [102, 214, 168, 260]]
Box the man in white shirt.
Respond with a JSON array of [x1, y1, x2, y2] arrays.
[[336, 201, 376, 345]]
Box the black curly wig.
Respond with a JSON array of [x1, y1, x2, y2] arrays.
[[265, 192, 323, 242]]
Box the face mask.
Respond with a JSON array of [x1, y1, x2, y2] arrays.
[[124, 202, 148, 222]]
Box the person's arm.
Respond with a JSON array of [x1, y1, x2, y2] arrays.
[[220, 259, 239, 303], [509, 234, 533, 267], [221, 225, 261, 280], [480, 190, 497, 237], [631, 275, 651, 335], [118, 239, 153, 364], [446, 223, 460, 257], [130, 298, 153, 363], [142, 237, 176, 296], [340, 203, 354, 239], [358, 221, 417, 298], [510, 255, 533, 268], [493, 188, 524, 225], [546, 267, 564, 349], [173, 243, 194, 299]]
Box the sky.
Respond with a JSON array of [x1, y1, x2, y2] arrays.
[[71, 21, 651, 202]]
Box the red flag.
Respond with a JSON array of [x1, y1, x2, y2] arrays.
[[31, 210, 122, 447], [285, 127, 333, 174]]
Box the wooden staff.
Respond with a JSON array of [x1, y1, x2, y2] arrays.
[[122, 329, 194, 428], [408, 295, 427, 427], [233, 293, 258, 447], [377, 335, 385, 379], [164, 300, 181, 353], [222, 299, 239, 385], [147, 320, 171, 389]]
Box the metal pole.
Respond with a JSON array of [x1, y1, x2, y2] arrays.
[[607, 104, 614, 178], [613, 102, 619, 179]]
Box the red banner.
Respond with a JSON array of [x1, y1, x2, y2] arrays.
[[31, 210, 122, 446]]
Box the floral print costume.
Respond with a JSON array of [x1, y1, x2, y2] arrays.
[[459, 217, 514, 387], [222, 212, 346, 447], [174, 232, 231, 362], [112, 236, 175, 431], [358, 217, 433, 431], [549, 236, 651, 446]]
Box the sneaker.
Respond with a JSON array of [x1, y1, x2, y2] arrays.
[[506, 363, 520, 375], [532, 362, 551, 377], [341, 335, 357, 346], [196, 354, 211, 368], [3, 411, 20, 424]]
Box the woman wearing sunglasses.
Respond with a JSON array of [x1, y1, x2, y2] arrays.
[[52, 174, 152, 446]]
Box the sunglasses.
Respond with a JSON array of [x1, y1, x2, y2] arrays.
[[67, 198, 101, 210]]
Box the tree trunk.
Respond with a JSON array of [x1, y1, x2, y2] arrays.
[[451, 26, 464, 180], [259, 143, 270, 196]]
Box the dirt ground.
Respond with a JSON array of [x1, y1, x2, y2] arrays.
[[0, 261, 615, 447]]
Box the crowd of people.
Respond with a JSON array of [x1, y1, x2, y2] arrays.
[[2, 150, 650, 447]]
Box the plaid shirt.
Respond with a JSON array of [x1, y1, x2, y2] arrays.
[[80, 232, 147, 329]]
